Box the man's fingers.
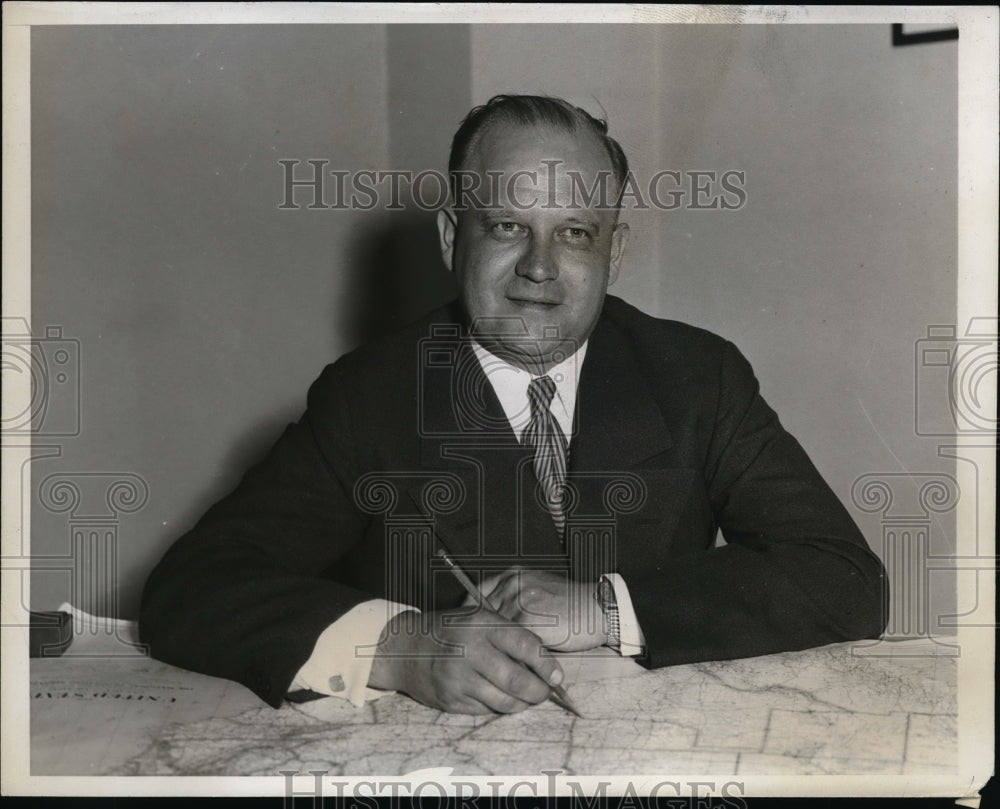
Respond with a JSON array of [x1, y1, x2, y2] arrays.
[[476, 651, 552, 705], [476, 569, 517, 603], [487, 625, 564, 689], [444, 690, 499, 716], [466, 671, 536, 714]]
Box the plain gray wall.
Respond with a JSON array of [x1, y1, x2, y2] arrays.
[[30, 25, 957, 633]]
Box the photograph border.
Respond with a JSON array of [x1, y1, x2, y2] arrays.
[[2, 2, 996, 800]]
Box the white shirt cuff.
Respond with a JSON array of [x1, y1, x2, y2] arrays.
[[601, 572, 645, 656], [290, 599, 417, 707]]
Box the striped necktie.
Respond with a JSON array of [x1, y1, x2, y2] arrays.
[[523, 375, 569, 537]]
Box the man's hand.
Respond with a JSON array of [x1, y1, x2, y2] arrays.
[[367, 608, 564, 714], [466, 568, 608, 652]]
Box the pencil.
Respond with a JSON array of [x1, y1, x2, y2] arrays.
[[435, 548, 584, 718]]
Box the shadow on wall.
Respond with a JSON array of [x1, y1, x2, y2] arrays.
[[338, 209, 458, 351], [168, 208, 458, 543]]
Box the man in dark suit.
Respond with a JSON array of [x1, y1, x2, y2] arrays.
[[140, 95, 888, 715]]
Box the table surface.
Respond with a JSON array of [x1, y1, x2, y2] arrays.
[[30, 634, 958, 777]]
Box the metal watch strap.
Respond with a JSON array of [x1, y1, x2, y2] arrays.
[[595, 577, 620, 649]]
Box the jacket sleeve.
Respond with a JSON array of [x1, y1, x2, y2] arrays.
[[626, 340, 889, 669], [139, 362, 376, 707]]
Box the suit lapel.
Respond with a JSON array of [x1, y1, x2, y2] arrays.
[[571, 308, 674, 475], [561, 309, 684, 577]]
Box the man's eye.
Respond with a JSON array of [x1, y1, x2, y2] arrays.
[[564, 227, 591, 241], [492, 222, 525, 238]]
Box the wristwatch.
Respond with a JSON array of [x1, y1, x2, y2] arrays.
[[594, 577, 620, 649]]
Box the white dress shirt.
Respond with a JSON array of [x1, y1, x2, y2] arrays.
[[290, 339, 644, 704]]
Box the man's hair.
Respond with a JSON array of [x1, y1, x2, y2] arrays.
[[448, 94, 629, 208]]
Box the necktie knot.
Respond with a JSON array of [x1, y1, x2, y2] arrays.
[[527, 375, 557, 417]]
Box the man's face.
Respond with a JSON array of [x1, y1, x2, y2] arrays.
[[438, 122, 629, 372]]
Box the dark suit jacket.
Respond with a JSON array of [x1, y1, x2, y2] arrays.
[[140, 295, 888, 707]]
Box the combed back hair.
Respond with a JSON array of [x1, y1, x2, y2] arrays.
[[448, 94, 629, 207]]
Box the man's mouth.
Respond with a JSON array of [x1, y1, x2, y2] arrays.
[[506, 295, 561, 307]]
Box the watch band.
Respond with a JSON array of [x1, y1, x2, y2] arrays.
[[595, 577, 620, 649]]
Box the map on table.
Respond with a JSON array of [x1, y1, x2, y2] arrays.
[[31, 642, 956, 777]]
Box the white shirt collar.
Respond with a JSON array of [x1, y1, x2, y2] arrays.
[[470, 339, 588, 444]]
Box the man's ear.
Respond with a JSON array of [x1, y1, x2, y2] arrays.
[[608, 222, 630, 285], [437, 208, 458, 272]]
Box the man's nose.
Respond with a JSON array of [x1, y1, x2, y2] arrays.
[[515, 236, 558, 282]]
